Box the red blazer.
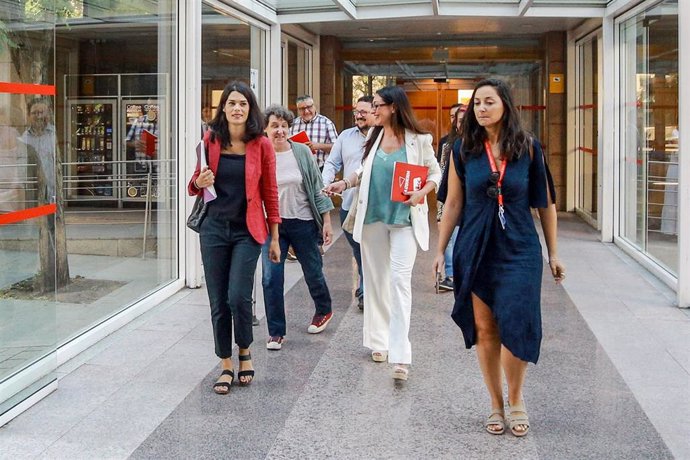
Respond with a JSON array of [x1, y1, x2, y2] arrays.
[[188, 131, 281, 244]]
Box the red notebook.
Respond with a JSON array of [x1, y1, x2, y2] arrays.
[[141, 129, 158, 157], [289, 130, 310, 144], [391, 161, 428, 204]]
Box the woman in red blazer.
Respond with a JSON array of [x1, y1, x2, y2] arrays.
[[188, 81, 281, 395]]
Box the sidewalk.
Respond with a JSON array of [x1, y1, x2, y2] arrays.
[[0, 213, 687, 459]]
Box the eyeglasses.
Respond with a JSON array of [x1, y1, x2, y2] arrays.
[[486, 171, 501, 198], [372, 103, 390, 111], [352, 110, 372, 116], [297, 104, 314, 112]]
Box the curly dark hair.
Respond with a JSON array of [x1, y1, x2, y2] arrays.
[[460, 78, 530, 161], [363, 86, 428, 162], [263, 104, 295, 126], [208, 81, 264, 148]]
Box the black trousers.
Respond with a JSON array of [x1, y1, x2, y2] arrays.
[[200, 215, 260, 358]]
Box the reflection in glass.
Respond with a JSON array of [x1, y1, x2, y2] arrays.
[[576, 35, 598, 226], [1, 0, 178, 415], [202, 3, 265, 123], [619, 0, 678, 274]]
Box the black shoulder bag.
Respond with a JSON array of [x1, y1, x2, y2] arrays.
[[186, 143, 209, 233]]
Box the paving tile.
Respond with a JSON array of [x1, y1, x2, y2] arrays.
[[2, 214, 685, 459]]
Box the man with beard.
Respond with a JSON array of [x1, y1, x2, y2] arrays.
[[322, 95, 375, 310]]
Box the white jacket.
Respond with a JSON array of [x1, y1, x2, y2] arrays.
[[352, 129, 442, 251]]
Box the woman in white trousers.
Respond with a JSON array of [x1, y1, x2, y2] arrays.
[[324, 86, 441, 380]]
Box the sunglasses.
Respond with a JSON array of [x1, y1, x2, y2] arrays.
[[486, 171, 501, 198]]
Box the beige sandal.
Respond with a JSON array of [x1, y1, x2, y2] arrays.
[[392, 365, 409, 381], [508, 402, 530, 437], [371, 351, 388, 362], [485, 410, 505, 435]]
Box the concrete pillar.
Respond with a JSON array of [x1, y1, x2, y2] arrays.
[[543, 31, 567, 211], [319, 35, 343, 130]]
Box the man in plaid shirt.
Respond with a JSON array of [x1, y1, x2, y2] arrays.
[[126, 102, 159, 166], [290, 95, 338, 170]]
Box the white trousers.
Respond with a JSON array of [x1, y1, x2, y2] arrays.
[[361, 222, 417, 364]]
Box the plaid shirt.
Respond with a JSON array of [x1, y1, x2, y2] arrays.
[[126, 115, 158, 143], [289, 113, 338, 169]]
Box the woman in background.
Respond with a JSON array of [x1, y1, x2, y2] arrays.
[[261, 104, 335, 351], [188, 81, 281, 394]]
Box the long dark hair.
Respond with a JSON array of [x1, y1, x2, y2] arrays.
[[208, 81, 264, 148], [446, 105, 464, 148], [460, 78, 529, 161], [363, 86, 428, 162]]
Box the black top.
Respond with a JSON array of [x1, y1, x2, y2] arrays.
[[207, 154, 247, 223]]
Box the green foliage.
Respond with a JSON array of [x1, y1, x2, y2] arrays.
[[352, 75, 394, 103]]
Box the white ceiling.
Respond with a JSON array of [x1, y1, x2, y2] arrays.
[[298, 16, 588, 41]]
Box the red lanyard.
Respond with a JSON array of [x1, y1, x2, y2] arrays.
[[484, 141, 507, 206]]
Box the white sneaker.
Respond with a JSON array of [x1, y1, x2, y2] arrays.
[[266, 336, 284, 350]]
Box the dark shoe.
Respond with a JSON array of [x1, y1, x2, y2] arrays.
[[307, 312, 333, 334], [213, 369, 234, 395], [238, 352, 254, 386], [286, 249, 297, 261], [439, 276, 454, 291], [266, 336, 284, 350], [357, 295, 364, 310]]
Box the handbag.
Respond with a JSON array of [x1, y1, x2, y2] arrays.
[[186, 140, 210, 233], [341, 186, 359, 233], [186, 195, 208, 233]]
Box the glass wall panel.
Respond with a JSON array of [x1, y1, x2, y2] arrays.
[[1, 0, 178, 415], [576, 33, 599, 225], [1, 1, 58, 415], [618, 0, 678, 274], [201, 3, 266, 127]]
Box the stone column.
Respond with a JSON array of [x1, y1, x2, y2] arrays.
[[319, 36, 343, 130], [543, 31, 567, 211]]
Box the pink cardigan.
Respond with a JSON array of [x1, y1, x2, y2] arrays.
[[188, 132, 281, 244]]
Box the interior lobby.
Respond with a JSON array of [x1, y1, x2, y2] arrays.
[[0, 0, 688, 457]]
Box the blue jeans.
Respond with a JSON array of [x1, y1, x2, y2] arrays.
[[444, 226, 459, 277], [200, 215, 261, 358], [340, 208, 363, 296], [262, 218, 332, 337]]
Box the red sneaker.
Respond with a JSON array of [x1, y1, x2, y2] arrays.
[[307, 312, 333, 334]]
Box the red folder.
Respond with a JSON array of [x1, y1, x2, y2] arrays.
[[142, 129, 158, 157], [289, 130, 310, 144], [391, 161, 428, 204]]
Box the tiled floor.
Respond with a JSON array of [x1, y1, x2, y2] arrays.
[[0, 213, 688, 459]]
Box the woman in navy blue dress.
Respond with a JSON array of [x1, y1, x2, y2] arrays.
[[433, 79, 565, 437]]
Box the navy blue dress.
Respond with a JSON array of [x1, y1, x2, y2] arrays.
[[451, 139, 555, 364]]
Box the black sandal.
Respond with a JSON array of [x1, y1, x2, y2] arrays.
[[213, 369, 234, 395], [238, 352, 255, 386]]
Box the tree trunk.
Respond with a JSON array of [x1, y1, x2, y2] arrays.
[[30, 146, 70, 294]]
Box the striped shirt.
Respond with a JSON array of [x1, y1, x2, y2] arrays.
[[289, 113, 338, 169]]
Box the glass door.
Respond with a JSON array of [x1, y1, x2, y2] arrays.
[[618, 0, 679, 275], [575, 32, 600, 228]]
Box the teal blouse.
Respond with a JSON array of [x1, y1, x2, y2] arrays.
[[364, 146, 411, 226]]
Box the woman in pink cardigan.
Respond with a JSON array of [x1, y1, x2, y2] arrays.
[[188, 81, 281, 394]]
